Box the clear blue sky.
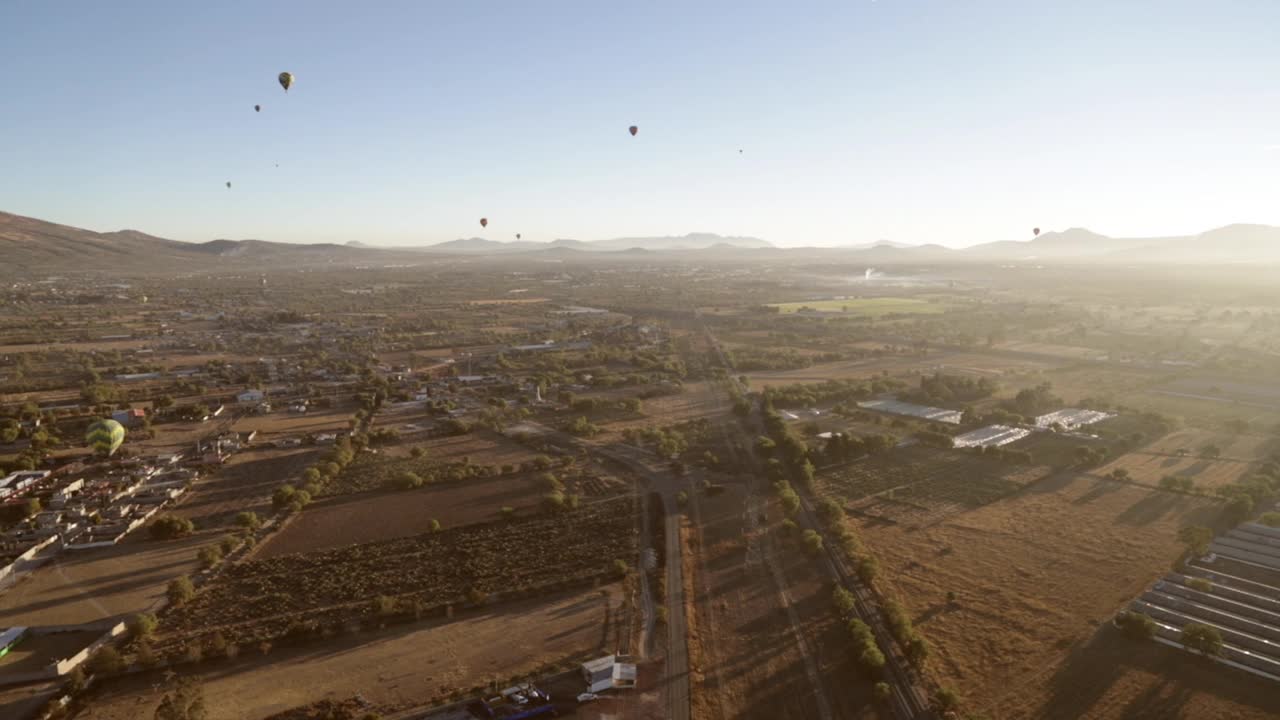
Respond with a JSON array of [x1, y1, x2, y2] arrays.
[[3, 0, 1278, 247]]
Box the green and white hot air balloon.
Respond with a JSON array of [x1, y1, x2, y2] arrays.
[[86, 418, 126, 457]]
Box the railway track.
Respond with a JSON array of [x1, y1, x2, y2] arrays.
[[699, 317, 936, 720]]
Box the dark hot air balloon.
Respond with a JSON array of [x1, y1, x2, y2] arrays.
[[629, 125, 638, 136], [1033, 227, 1040, 236], [255, 104, 261, 112], [516, 233, 521, 240], [226, 181, 232, 189], [480, 218, 488, 228], [278, 72, 294, 92]]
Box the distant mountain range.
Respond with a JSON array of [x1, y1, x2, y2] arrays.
[[412, 233, 773, 254], [2, 209, 1278, 277]]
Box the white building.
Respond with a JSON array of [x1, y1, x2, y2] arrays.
[[237, 389, 266, 404]]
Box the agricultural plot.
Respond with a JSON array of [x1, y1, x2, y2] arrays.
[[256, 470, 626, 559], [1096, 452, 1251, 491], [157, 497, 636, 652], [854, 473, 1220, 718], [1144, 429, 1278, 462], [232, 405, 359, 443], [76, 586, 618, 720], [818, 446, 1049, 525]]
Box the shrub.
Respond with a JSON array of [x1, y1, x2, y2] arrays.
[[1260, 511, 1280, 528], [873, 682, 891, 702], [429, 518, 442, 533], [613, 559, 629, 577], [197, 545, 223, 570], [1181, 623, 1223, 656], [127, 612, 158, 640], [857, 556, 879, 586], [1187, 578, 1213, 593], [1177, 526, 1213, 556], [149, 514, 194, 540], [167, 575, 196, 606], [218, 535, 238, 556], [86, 646, 124, 676], [391, 471, 424, 490]]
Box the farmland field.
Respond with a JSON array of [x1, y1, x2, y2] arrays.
[[78, 586, 620, 720], [818, 446, 1051, 525], [768, 297, 951, 316], [1143, 428, 1279, 462], [157, 497, 637, 652], [854, 473, 1221, 718], [255, 471, 625, 558], [1095, 451, 1251, 491]]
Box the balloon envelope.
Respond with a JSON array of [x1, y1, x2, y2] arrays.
[[480, 218, 488, 228], [86, 418, 126, 457], [254, 104, 261, 112], [278, 72, 294, 92], [1033, 227, 1040, 236], [226, 182, 231, 189], [629, 126, 638, 136], [516, 233, 521, 240]]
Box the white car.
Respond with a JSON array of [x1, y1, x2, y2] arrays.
[[576, 693, 599, 703]]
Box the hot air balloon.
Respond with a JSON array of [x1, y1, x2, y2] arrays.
[[480, 218, 488, 228], [278, 72, 294, 92], [628, 126, 638, 137], [516, 233, 522, 240], [254, 104, 261, 112], [1033, 227, 1040, 236], [226, 181, 232, 189], [86, 418, 126, 457]]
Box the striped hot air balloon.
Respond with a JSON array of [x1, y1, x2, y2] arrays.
[[86, 418, 126, 457]]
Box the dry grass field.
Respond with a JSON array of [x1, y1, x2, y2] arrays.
[[1094, 452, 1251, 491], [1143, 428, 1278, 462], [746, 351, 1056, 388], [854, 472, 1223, 719], [77, 586, 620, 720]]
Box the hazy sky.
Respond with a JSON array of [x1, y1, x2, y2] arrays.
[[3, 1, 1278, 248]]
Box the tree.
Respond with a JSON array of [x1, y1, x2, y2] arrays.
[[933, 687, 959, 712], [857, 556, 879, 586], [235, 511, 261, 531], [272, 485, 297, 509], [832, 586, 856, 618], [429, 518, 442, 533], [873, 682, 892, 703], [1260, 512, 1280, 528], [801, 529, 824, 555], [613, 559, 629, 577], [154, 676, 208, 720], [167, 575, 196, 606], [1181, 623, 1223, 656], [1177, 525, 1214, 557], [23, 497, 41, 518]]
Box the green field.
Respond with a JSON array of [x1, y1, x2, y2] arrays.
[[770, 297, 950, 316]]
